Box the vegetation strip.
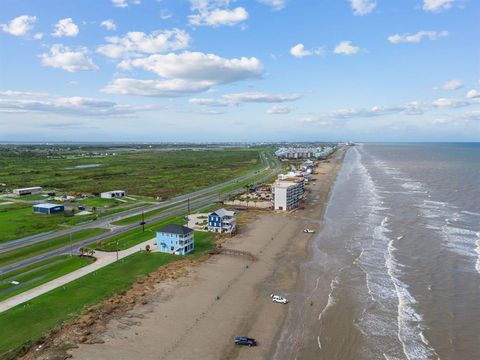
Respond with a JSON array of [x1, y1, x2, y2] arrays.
[[0, 228, 109, 268], [0, 232, 215, 357], [0, 255, 94, 302]]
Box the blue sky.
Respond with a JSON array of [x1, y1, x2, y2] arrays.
[[0, 0, 479, 142]]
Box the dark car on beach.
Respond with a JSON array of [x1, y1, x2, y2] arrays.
[[234, 336, 257, 347]]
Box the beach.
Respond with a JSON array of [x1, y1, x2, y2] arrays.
[[66, 148, 347, 360]]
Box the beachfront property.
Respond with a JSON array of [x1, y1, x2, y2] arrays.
[[32, 203, 65, 215], [13, 186, 43, 196], [275, 145, 337, 160], [273, 179, 305, 211], [156, 224, 195, 255], [100, 190, 126, 199], [208, 208, 237, 233]]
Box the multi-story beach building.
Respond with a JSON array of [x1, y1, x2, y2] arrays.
[[208, 208, 237, 233], [156, 224, 195, 255], [272, 179, 304, 211]]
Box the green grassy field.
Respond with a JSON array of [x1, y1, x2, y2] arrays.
[[88, 215, 186, 252], [0, 255, 94, 302], [0, 148, 263, 199], [0, 228, 109, 268], [0, 232, 216, 358], [0, 204, 98, 243]]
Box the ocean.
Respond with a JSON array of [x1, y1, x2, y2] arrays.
[[275, 143, 480, 360]]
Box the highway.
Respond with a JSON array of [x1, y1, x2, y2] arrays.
[[0, 152, 272, 253], [0, 152, 282, 275]]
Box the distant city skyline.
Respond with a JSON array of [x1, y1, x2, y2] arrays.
[[1, 0, 479, 142]]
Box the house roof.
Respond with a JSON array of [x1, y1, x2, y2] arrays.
[[157, 224, 193, 235], [210, 208, 236, 218], [34, 203, 63, 209]]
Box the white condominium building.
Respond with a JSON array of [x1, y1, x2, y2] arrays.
[[273, 180, 304, 211]]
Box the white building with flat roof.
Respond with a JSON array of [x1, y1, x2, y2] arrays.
[[273, 180, 304, 211], [13, 187, 42, 196], [100, 190, 126, 199]]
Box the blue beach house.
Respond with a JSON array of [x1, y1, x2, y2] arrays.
[[208, 208, 236, 234], [156, 224, 194, 255]]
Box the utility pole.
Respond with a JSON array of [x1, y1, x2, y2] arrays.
[[140, 211, 145, 232], [70, 233, 73, 256], [187, 197, 190, 214], [116, 240, 119, 261]]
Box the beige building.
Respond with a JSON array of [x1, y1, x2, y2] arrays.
[[13, 186, 43, 196], [273, 179, 304, 211]]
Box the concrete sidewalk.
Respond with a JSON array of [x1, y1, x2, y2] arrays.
[[0, 238, 157, 313]]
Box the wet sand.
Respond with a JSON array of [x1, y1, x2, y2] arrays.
[[69, 148, 346, 360]]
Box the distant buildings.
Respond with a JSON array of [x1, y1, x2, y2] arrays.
[[156, 224, 195, 255], [273, 179, 305, 211], [14, 187, 42, 196], [33, 203, 65, 215], [100, 190, 126, 199], [208, 208, 237, 233], [275, 145, 337, 160]]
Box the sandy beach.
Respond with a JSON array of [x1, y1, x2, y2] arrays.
[[68, 147, 346, 360]]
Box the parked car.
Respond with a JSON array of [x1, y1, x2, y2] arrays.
[[303, 228, 315, 233], [234, 336, 257, 347], [270, 294, 289, 304]]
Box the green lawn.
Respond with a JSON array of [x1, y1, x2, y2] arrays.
[[110, 201, 183, 226], [0, 204, 97, 243], [10, 194, 47, 201], [0, 232, 216, 358], [88, 215, 186, 252], [0, 228, 109, 268], [77, 197, 124, 208], [0, 255, 94, 302]]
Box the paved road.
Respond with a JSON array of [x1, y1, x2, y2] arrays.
[[0, 238, 158, 313], [0, 152, 272, 254], [0, 154, 281, 275]]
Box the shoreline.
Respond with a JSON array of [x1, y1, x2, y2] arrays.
[[32, 147, 347, 360]]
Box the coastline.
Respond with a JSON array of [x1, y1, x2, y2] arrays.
[[56, 146, 347, 360]]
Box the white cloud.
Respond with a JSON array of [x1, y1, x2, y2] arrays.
[[466, 89, 480, 99], [439, 79, 463, 91], [257, 0, 287, 10], [267, 105, 295, 114], [0, 91, 153, 116], [119, 51, 263, 85], [100, 19, 117, 31], [334, 41, 361, 55], [1, 15, 37, 36], [40, 45, 98, 72], [423, 0, 456, 12], [350, 0, 376, 16], [33, 32, 44, 40], [102, 78, 211, 97], [112, 0, 127, 8], [52, 18, 79, 37], [432, 97, 471, 108], [96, 29, 190, 58], [189, 0, 248, 27], [299, 96, 480, 126], [388, 30, 448, 43], [190, 92, 300, 106], [290, 43, 323, 58]]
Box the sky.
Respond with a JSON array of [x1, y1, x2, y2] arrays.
[[0, 0, 479, 142]]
